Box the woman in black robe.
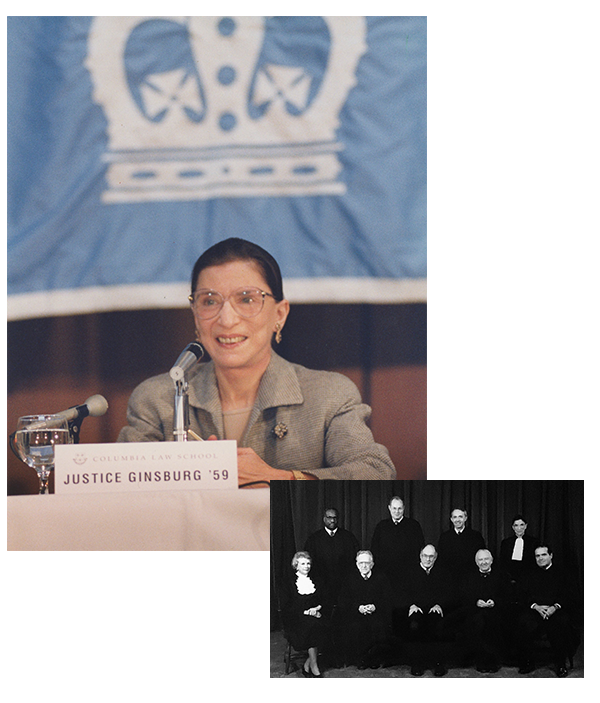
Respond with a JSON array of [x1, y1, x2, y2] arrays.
[[280, 551, 328, 677]]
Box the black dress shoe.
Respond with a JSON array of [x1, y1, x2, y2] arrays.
[[410, 665, 425, 676], [518, 661, 534, 675], [433, 663, 447, 677], [556, 665, 568, 678]]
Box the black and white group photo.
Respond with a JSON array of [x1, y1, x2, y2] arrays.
[[270, 480, 584, 678]]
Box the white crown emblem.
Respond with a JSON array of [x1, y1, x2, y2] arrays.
[[85, 16, 367, 203]]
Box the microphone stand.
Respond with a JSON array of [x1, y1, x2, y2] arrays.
[[68, 415, 85, 444], [173, 377, 190, 442], [170, 341, 203, 442]]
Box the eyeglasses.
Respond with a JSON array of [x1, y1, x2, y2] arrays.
[[188, 287, 276, 320]]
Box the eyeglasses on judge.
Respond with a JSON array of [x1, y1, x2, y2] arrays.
[[188, 287, 276, 319]]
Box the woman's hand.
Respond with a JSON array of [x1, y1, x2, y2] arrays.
[[207, 436, 294, 487], [236, 447, 295, 487], [303, 605, 322, 618]]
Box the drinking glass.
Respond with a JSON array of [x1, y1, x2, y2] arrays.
[[11, 415, 71, 494]]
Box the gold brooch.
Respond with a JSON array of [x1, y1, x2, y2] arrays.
[[272, 422, 288, 439]]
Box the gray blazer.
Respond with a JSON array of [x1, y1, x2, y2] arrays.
[[118, 352, 396, 480]]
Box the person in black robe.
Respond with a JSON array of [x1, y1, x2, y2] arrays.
[[370, 496, 425, 589], [370, 495, 424, 637], [403, 544, 457, 676], [337, 550, 393, 669], [516, 544, 580, 677], [455, 548, 512, 672], [437, 507, 485, 584], [304, 507, 359, 604], [280, 551, 328, 677], [499, 515, 539, 584]]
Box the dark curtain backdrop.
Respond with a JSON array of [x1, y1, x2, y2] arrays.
[[270, 480, 584, 630]]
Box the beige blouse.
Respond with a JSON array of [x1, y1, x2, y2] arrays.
[[222, 407, 252, 444]]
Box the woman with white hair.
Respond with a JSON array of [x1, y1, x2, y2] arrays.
[[280, 551, 328, 677]]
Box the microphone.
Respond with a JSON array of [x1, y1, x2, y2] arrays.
[[169, 342, 204, 381], [27, 395, 109, 428]]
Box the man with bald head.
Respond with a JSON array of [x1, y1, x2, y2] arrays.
[[457, 548, 511, 673], [304, 507, 359, 601]]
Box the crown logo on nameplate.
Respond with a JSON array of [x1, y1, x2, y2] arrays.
[[85, 16, 367, 203]]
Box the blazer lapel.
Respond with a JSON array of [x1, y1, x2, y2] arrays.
[[187, 361, 225, 437], [185, 352, 304, 440]]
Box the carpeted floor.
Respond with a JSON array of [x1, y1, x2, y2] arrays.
[[270, 630, 584, 678]]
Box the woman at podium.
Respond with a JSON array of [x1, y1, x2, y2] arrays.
[[118, 237, 396, 484]]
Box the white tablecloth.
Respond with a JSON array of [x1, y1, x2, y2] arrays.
[[7, 488, 270, 551]]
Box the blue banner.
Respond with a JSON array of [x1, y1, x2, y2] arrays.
[[8, 16, 426, 319]]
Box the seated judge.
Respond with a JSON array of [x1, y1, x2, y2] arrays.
[[456, 549, 511, 673], [118, 238, 396, 485], [516, 544, 579, 678], [404, 544, 456, 677], [280, 551, 328, 677], [338, 550, 393, 669]]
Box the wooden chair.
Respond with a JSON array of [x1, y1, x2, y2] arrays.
[[283, 636, 307, 675]]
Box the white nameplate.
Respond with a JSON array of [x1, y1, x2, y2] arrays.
[[54, 441, 238, 494]]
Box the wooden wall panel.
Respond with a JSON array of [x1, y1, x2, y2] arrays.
[[7, 304, 426, 493]]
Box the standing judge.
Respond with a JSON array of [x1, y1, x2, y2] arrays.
[[499, 515, 539, 583], [437, 508, 485, 582], [370, 496, 424, 590], [304, 507, 359, 603]]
